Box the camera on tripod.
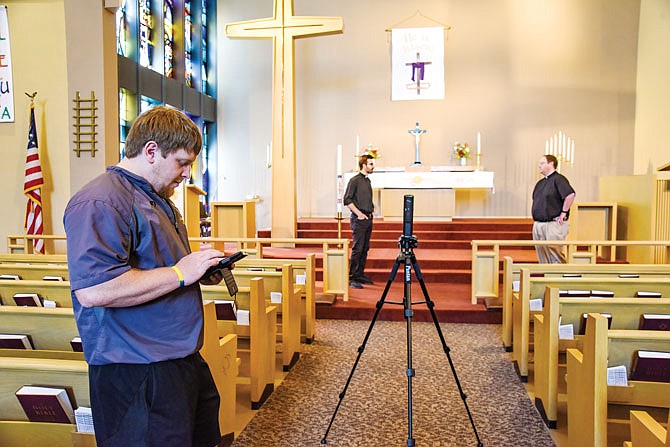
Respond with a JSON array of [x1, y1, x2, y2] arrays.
[[399, 194, 418, 249]]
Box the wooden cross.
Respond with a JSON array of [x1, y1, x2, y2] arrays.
[[405, 52, 432, 94], [226, 0, 343, 239]]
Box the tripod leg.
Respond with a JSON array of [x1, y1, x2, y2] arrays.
[[410, 255, 485, 447], [321, 257, 403, 445]]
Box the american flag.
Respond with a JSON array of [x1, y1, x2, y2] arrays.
[[23, 106, 44, 254]]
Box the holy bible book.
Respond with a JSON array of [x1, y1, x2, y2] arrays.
[[0, 334, 34, 349], [13, 293, 43, 307], [631, 350, 670, 383], [639, 314, 670, 331], [70, 336, 83, 352], [635, 291, 662, 298], [16, 385, 75, 423], [214, 300, 237, 320], [579, 313, 612, 335]]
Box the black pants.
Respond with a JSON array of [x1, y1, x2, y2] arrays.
[[350, 215, 373, 281], [89, 353, 221, 447]]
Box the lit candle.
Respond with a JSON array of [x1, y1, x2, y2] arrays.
[[545, 140, 549, 154], [336, 144, 342, 176], [336, 144, 343, 213], [477, 132, 481, 155], [570, 139, 574, 163]]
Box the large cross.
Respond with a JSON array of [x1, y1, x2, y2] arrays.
[[226, 1, 343, 239]]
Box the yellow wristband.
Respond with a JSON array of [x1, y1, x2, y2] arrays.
[[171, 265, 185, 287]]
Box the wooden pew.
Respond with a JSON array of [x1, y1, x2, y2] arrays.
[[533, 286, 670, 427], [0, 306, 83, 361], [199, 301, 238, 446], [201, 278, 277, 409], [512, 271, 670, 380], [624, 410, 670, 447], [0, 279, 72, 307], [0, 264, 69, 281], [0, 356, 89, 447], [236, 253, 317, 344], [232, 266, 301, 371], [501, 256, 670, 350], [566, 314, 670, 447], [0, 254, 67, 265]]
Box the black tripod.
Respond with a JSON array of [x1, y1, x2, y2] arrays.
[[321, 234, 484, 447]]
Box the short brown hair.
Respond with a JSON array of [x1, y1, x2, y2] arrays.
[[124, 106, 202, 158], [544, 154, 558, 169], [358, 154, 373, 170]]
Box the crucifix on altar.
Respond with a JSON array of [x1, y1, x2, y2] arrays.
[[225, 1, 343, 239], [408, 122, 427, 166]]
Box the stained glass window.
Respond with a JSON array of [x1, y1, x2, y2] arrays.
[[140, 95, 160, 113], [118, 88, 135, 160], [184, 0, 194, 87], [164, 0, 174, 78], [116, 0, 129, 57], [201, 0, 208, 92], [138, 0, 154, 68]]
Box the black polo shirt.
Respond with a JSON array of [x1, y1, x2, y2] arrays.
[[531, 171, 575, 222], [343, 173, 373, 215]]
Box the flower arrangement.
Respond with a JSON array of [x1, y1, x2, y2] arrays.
[[453, 142, 470, 159], [361, 144, 381, 159]]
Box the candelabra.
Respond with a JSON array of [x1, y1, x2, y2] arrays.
[[546, 131, 575, 172]]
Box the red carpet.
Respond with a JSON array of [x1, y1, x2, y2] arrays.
[[260, 218, 538, 323]]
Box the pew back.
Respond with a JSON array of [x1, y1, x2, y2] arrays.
[[0, 280, 72, 307]]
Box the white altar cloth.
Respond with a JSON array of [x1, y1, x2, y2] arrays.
[[344, 170, 494, 190]]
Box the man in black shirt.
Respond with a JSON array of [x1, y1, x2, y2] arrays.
[[531, 154, 576, 263], [344, 154, 376, 288]]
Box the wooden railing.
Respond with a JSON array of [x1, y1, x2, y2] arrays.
[[6, 234, 350, 300], [471, 239, 670, 304]]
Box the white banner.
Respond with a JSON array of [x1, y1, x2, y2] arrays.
[[391, 27, 444, 101], [0, 5, 14, 122]]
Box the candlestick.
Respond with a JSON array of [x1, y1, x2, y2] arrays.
[[477, 132, 481, 155], [570, 139, 574, 164], [336, 144, 342, 176], [545, 140, 549, 155]]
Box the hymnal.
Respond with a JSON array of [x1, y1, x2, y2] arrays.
[[213, 300, 237, 320], [618, 274, 640, 278], [607, 365, 628, 386], [636, 291, 662, 298], [42, 276, 65, 281], [562, 273, 582, 278], [16, 385, 75, 423], [70, 337, 83, 352], [236, 309, 250, 326], [559, 290, 590, 297], [590, 290, 614, 298], [246, 268, 264, 271], [74, 406, 95, 434], [0, 274, 20, 280], [639, 314, 670, 331], [270, 292, 282, 304], [529, 273, 545, 278], [0, 334, 34, 349], [631, 350, 670, 383], [13, 293, 43, 307], [579, 313, 612, 335]]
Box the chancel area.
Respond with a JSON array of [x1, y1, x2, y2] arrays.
[[0, 1, 669, 446]]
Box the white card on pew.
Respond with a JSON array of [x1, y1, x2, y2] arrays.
[[42, 276, 65, 281], [607, 365, 628, 386], [43, 299, 57, 308], [270, 292, 282, 303], [75, 406, 95, 434], [512, 280, 520, 292], [296, 274, 306, 285], [558, 324, 574, 340], [236, 309, 250, 326], [529, 298, 543, 311]]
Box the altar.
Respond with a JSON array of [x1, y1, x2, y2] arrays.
[[343, 168, 495, 221]]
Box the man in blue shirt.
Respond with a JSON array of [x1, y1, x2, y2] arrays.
[[64, 106, 226, 447]]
